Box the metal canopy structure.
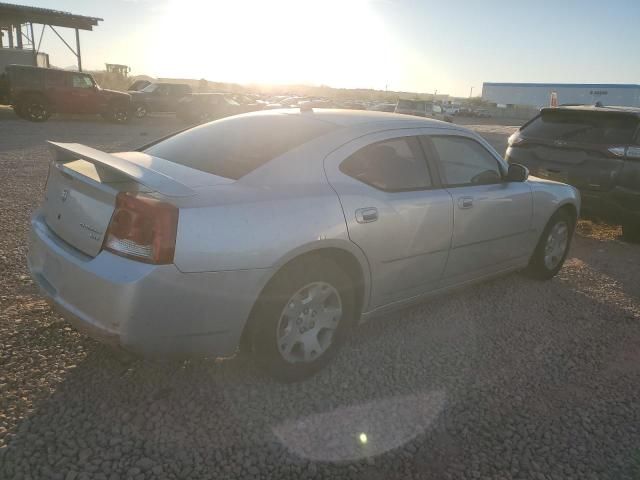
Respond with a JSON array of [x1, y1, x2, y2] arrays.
[[0, 2, 102, 71]]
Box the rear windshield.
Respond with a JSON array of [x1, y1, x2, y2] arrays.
[[145, 114, 337, 179], [522, 111, 639, 144]]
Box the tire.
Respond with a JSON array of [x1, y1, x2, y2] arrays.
[[20, 95, 51, 122], [109, 104, 130, 123], [133, 104, 147, 118], [622, 221, 640, 243], [248, 256, 355, 382], [526, 209, 574, 280]]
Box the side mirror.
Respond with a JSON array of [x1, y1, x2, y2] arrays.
[[506, 163, 529, 182]]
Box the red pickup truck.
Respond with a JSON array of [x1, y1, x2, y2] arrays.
[[0, 65, 131, 122]]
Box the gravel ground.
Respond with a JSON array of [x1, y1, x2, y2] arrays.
[[1, 110, 640, 480]]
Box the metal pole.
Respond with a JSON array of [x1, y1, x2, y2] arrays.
[[469, 86, 474, 98], [36, 25, 45, 53], [16, 24, 22, 48], [30, 22, 35, 51], [75, 28, 82, 72]]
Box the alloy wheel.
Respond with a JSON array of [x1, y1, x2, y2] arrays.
[[276, 282, 342, 363], [544, 220, 569, 270]]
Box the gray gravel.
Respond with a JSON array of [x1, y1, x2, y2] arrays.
[[1, 109, 640, 479]]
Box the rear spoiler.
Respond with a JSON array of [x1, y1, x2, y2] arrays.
[[49, 141, 195, 197]]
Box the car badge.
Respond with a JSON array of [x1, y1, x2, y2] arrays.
[[553, 140, 567, 147], [61, 189, 69, 202]]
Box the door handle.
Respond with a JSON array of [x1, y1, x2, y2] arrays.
[[458, 197, 473, 209], [355, 207, 378, 223]]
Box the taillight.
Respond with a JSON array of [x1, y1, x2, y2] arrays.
[[607, 146, 640, 159], [608, 146, 627, 157], [508, 131, 525, 146], [103, 192, 178, 264]]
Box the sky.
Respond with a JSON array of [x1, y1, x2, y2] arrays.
[[11, 0, 640, 97]]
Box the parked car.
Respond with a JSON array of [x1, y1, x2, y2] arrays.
[[0, 65, 131, 123], [506, 106, 640, 241], [176, 93, 263, 123], [28, 109, 579, 381], [129, 82, 192, 118], [368, 103, 396, 112], [395, 99, 453, 122]]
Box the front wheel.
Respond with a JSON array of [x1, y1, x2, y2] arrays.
[[110, 105, 130, 123], [526, 209, 574, 280], [248, 257, 355, 382], [133, 104, 147, 118]]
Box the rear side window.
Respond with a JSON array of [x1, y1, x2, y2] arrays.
[[10, 68, 43, 88], [522, 111, 638, 144], [430, 135, 503, 186], [145, 115, 337, 179], [340, 136, 433, 191], [172, 85, 191, 96]]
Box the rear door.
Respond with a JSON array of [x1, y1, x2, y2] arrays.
[[426, 133, 534, 283], [325, 130, 453, 308], [43, 69, 70, 112], [508, 110, 638, 192]]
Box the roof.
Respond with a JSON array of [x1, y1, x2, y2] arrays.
[[484, 82, 640, 90], [267, 108, 456, 128], [541, 105, 640, 117], [0, 2, 102, 30]]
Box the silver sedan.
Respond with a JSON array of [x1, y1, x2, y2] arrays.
[[27, 109, 580, 380]]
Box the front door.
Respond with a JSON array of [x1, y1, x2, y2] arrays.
[[67, 73, 100, 114], [325, 130, 453, 309], [425, 134, 534, 284]]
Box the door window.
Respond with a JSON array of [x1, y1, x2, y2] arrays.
[[340, 137, 432, 192], [430, 135, 502, 186], [71, 74, 94, 89]]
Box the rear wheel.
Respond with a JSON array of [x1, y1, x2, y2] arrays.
[[134, 104, 147, 118], [20, 95, 51, 122], [526, 209, 574, 280], [248, 257, 355, 382], [109, 104, 130, 123], [622, 221, 640, 243]]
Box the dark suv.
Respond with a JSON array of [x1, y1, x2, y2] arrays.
[[0, 65, 131, 122], [506, 106, 640, 241], [129, 82, 192, 118]]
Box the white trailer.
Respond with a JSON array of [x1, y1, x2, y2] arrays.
[[482, 82, 640, 109]]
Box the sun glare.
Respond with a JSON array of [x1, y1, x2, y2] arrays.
[[148, 0, 400, 88]]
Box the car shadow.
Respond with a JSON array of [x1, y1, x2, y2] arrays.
[[2, 239, 640, 479]]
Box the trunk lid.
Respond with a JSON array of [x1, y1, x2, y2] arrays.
[[509, 110, 638, 191], [512, 140, 624, 191], [42, 142, 232, 257]]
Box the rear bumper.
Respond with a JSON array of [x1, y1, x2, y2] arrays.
[[579, 187, 640, 224], [27, 213, 271, 357]]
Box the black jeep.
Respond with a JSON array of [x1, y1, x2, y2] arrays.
[[0, 65, 131, 123]]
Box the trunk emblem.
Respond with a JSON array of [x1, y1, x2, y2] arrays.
[[553, 140, 567, 147], [61, 189, 69, 202]]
